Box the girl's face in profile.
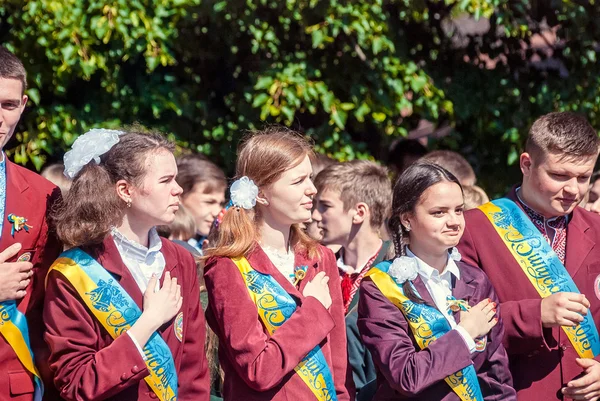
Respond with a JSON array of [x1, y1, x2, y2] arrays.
[[130, 149, 183, 228], [259, 154, 317, 227], [403, 181, 465, 255]]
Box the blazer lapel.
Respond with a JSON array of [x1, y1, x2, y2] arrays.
[[412, 275, 437, 308], [1, 160, 30, 243], [451, 266, 477, 325], [565, 210, 594, 277], [93, 237, 144, 310]]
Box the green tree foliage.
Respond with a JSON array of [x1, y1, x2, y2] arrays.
[[1, 0, 599, 193]]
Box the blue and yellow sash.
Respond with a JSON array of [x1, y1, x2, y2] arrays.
[[479, 198, 600, 358], [0, 300, 43, 401], [365, 262, 483, 401], [232, 256, 337, 401], [48, 248, 178, 401]]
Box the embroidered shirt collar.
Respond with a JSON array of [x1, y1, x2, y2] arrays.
[[406, 248, 460, 281], [111, 227, 163, 263], [515, 187, 570, 225]]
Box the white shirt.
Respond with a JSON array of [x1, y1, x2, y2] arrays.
[[112, 227, 166, 293], [406, 248, 477, 353], [112, 227, 166, 359], [261, 245, 295, 283]]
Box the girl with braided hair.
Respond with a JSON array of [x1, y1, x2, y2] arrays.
[[357, 161, 515, 401]]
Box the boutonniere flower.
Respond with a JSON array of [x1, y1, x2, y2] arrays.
[[450, 247, 461, 262], [388, 256, 418, 285], [7, 214, 32, 237]]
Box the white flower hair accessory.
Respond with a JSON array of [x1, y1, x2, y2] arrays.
[[63, 128, 125, 179], [450, 247, 462, 262], [230, 176, 259, 209], [388, 256, 419, 285]]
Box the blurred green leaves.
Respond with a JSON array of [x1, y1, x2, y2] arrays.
[[1, 0, 600, 194]]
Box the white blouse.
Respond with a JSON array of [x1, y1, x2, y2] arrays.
[[406, 248, 477, 354]]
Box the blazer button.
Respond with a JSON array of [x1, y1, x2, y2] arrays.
[[121, 373, 129, 381], [131, 365, 140, 373], [149, 392, 158, 399]]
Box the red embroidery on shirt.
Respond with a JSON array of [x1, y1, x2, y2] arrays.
[[338, 244, 382, 314], [518, 201, 567, 264]]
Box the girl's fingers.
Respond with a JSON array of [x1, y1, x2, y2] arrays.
[[170, 276, 178, 293], [176, 284, 182, 302], [163, 271, 171, 290], [147, 274, 158, 294]]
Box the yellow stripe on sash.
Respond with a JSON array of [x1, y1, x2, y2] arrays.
[[232, 256, 337, 401], [365, 268, 482, 401], [479, 201, 599, 358], [49, 256, 177, 401], [0, 318, 40, 378]]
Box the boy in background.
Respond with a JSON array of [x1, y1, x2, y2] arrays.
[[312, 160, 392, 401]]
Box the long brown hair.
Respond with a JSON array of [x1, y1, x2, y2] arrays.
[[205, 127, 320, 260], [53, 130, 175, 248]]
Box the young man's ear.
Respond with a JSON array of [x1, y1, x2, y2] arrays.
[[352, 202, 369, 224], [520, 152, 534, 177]]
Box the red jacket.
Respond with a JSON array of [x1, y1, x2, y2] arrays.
[[204, 244, 355, 401], [458, 188, 600, 400], [0, 160, 61, 401], [44, 236, 210, 401]]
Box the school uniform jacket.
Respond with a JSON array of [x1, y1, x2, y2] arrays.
[[204, 244, 355, 401], [43, 236, 210, 401], [459, 188, 600, 400], [357, 261, 515, 400], [0, 160, 61, 400]]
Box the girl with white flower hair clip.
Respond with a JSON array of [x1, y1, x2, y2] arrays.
[[45, 129, 211, 400], [357, 161, 516, 400], [203, 127, 353, 401]]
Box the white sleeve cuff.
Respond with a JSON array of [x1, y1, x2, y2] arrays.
[[454, 326, 477, 354], [127, 331, 148, 361]]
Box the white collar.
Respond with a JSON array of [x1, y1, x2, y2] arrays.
[[406, 248, 460, 281], [111, 227, 163, 263]]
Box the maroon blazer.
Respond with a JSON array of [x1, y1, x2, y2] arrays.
[[0, 160, 61, 401], [357, 261, 515, 400], [43, 236, 210, 401], [204, 244, 355, 401], [459, 188, 600, 400]]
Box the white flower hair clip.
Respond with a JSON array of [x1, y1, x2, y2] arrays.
[[230, 176, 259, 209], [388, 256, 419, 285], [63, 128, 125, 179], [450, 247, 462, 262]]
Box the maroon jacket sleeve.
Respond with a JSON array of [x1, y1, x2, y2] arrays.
[[477, 275, 516, 400], [178, 250, 210, 401], [321, 248, 354, 401], [459, 219, 553, 355], [44, 270, 148, 401], [204, 256, 336, 391], [357, 279, 473, 397]]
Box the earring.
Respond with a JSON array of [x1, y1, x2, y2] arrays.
[[126, 199, 132, 208], [404, 224, 411, 232]]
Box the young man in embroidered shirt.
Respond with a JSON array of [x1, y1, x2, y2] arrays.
[[312, 160, 392, 401], [458, 111, 600, 401], [0, 47, 61, 400]]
